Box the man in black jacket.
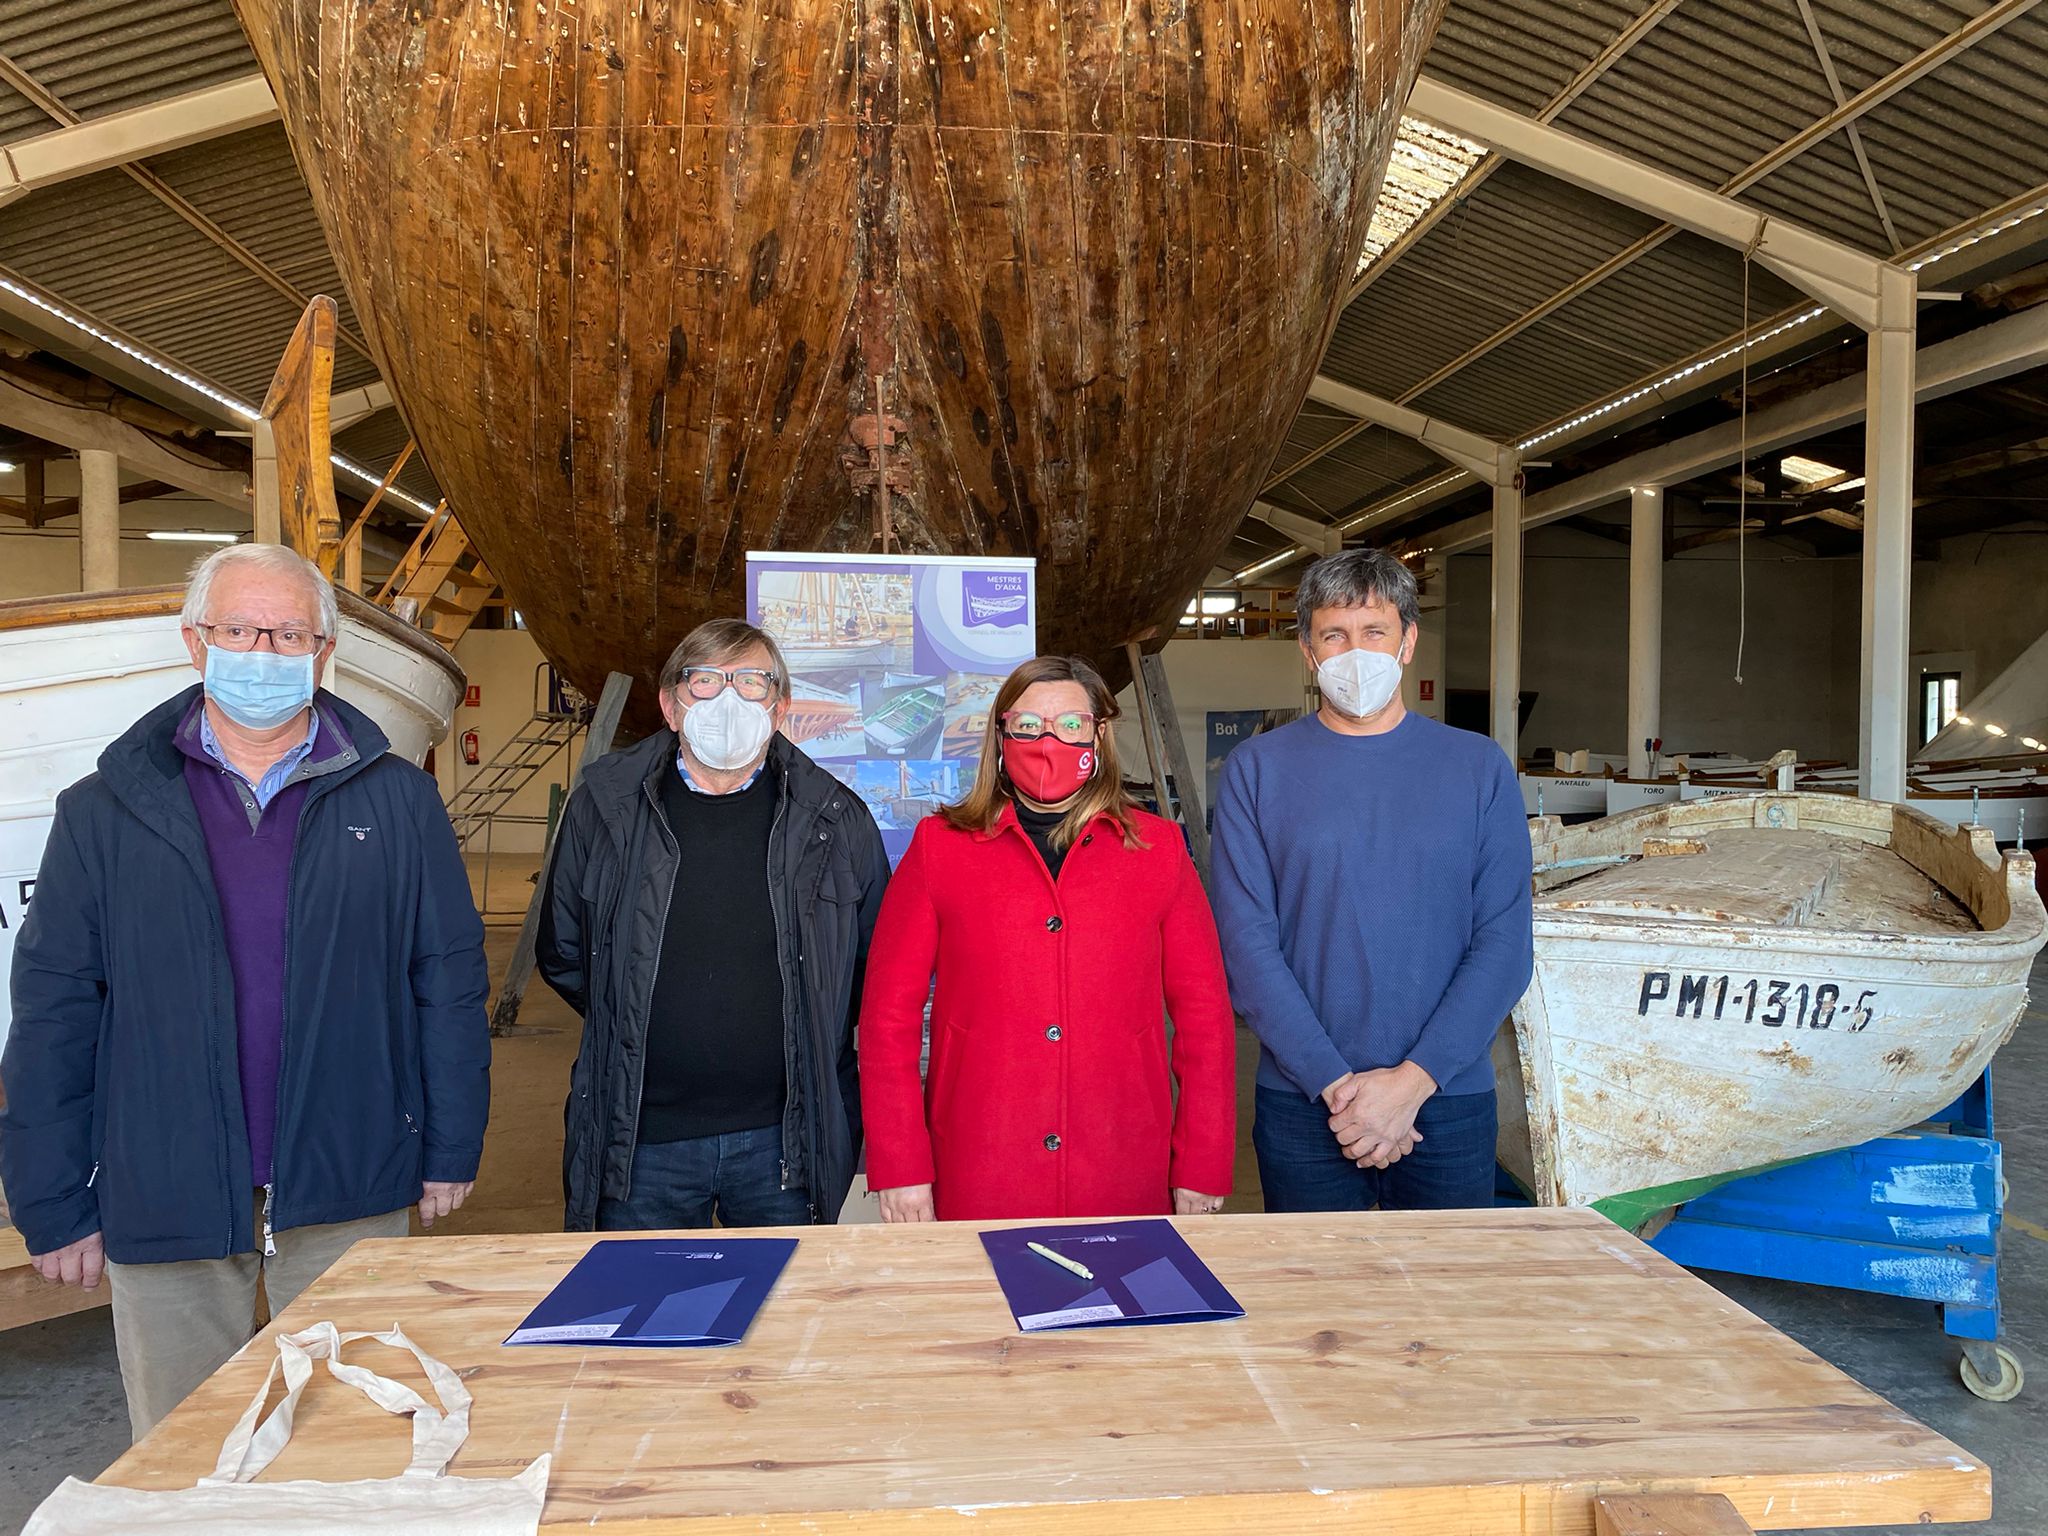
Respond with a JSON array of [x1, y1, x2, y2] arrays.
[[539, 619, 889, 1229], [1, 543, 490, 1438]]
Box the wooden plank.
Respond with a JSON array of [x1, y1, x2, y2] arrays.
[[100, 1211, 1986, 1532], [1595, 1492, 1755, 1535], [260, 296, 339, 564], [487, 670, 632, 1035]]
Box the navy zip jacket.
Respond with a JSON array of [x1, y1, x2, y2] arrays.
[[1, 685, 491, 1264]]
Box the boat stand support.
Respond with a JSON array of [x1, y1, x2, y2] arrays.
[[1649, 1068, 2023, 1401]]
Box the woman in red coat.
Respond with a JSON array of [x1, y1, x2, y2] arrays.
[[860, 655, 1236, 1222]]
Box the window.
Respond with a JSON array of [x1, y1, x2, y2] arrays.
[[1921, 671, 1961, 745]]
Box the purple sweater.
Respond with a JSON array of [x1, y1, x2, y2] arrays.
[[176, 704, 349, 1186]]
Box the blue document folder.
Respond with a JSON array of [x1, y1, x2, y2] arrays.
[[980, 1219, 1245, 1332], [505, 1237, 798, 1347]]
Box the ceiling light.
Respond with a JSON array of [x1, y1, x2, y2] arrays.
[[1355, 117, 1487, 277], [147, 529, 240, 544], [1984, 723, 2008, 737], [1779, 455, 1842, 486], [2023, 737, 2045, 751], [1186, 593, 1242, 617], [0, 275, 435, 519], [0, 460, 14, 472], [1955, 715, 1973, 726]]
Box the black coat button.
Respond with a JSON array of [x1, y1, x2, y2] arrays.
[[1046, 915, 1063, 932], [1044, 1134, 1062, 1151], [1046, 1025, 1062, 1041]]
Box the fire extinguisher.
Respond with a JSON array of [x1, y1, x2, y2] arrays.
[[461, 729, 481, 766]]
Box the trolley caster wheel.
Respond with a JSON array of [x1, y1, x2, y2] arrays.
[[1959, 1344, 2024, 1403]]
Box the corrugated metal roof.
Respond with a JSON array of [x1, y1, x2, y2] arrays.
[[0, 0, 2038, 567], [0, 1, 255, 143], [333, 407, 445, 513]]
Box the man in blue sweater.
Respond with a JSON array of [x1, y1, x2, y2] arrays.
[[1213, 548, 1533, 1211]]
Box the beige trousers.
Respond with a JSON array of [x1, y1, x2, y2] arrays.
[[105, 1192, 410, 1440]]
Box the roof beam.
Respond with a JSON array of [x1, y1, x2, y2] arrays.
[[1427, 301, 2048, 554], [0, 52, 372, 364], [0, 374, 248, 509], [331, 380, 393, 431], [1407, 77, 1893, 328], [1250, 501, 1343, 555], [0, 76, 277, 208], [1305, 376, 1517, 484]]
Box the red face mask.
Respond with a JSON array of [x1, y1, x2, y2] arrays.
[[1001, 736, 1097, 804]]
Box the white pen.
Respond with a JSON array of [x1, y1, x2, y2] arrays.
[[1027, 1240, 1095, 1282]]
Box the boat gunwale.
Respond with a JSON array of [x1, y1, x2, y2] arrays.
[[0, 585, 467, 690], [1529, 793, 2047, 954]]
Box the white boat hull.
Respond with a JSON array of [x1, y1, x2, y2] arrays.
[[1498, 794, 2046, 1216], [0, 593, 464, 1051]]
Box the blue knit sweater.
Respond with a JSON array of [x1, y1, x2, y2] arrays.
[[1212, 711, 1534, 1100]]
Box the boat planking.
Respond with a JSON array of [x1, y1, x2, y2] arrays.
[[230, 0, 1444, 721]]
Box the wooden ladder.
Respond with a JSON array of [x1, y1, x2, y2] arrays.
[[373, 498, 498, 648]]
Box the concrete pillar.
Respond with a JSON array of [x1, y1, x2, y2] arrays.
[[251, 418, 281, 545], [1626, 486, 1664, 780], [1489, 477, 1523, 761], [78, 449, 120, 591], [1859, 269, 1917, 803]]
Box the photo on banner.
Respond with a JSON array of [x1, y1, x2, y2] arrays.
[[747, 553, 1037, 864]]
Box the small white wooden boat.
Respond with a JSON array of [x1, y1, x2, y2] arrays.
[[0, 586, 464, 1051], [1496, 792, 2046, 1232]]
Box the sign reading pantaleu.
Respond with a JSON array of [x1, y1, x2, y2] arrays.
[[746, 553, 1037, 865]]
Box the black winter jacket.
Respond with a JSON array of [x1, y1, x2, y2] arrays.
[[538, 732, 889, 1226]]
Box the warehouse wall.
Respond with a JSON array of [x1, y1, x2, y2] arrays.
[[1447, 523, 1865, 764], [1910, 530, 2048, 709], [0, 501, 245, 598], [433, 628, 576, 857]]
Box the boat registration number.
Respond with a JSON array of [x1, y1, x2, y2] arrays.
[[1637, 971, 1877, 1031]]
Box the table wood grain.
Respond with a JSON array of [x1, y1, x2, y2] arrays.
[[100, 1209, 1988, 1533]]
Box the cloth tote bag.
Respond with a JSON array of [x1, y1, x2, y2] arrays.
[[26, 1321, 550, 1535]]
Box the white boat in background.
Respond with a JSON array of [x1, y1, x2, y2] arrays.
[[1519, 751, 1626, 817], [0, 586, 464, 1050], [1496, 793, 2046, 1233]]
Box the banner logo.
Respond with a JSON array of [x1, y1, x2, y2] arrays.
[[962, 570, 1029, 628]]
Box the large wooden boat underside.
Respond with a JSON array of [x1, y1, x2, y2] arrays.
[[232, 0, 1442, 714]]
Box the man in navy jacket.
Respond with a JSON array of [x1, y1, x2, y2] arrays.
[[0, 543, 490, 1438]]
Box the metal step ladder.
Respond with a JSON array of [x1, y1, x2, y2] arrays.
[[446, 666, 590, 848]]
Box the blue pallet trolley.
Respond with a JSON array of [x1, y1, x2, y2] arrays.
[[1650, 1067, 2023, 1401]]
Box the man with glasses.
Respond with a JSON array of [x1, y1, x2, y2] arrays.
[[539, 619, 889, 1230], [1, 542, 490, 1438]]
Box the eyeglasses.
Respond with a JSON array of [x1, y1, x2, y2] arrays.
[[1001, 709, 1097, 744], [196, 621, 326, 656], [681, 666, 779, 702]]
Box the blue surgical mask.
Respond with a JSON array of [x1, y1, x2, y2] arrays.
[[204, 645, 317, 730]]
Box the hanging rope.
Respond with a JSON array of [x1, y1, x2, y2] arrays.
[[1734, 232, 1761, 687]]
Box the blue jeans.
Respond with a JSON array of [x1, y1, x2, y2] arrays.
[[596, 1125, 816, 1230], [1253, 1082, 1499, 1212]]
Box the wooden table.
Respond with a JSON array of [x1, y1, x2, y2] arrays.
[[101, 1210, 1987, 1533]]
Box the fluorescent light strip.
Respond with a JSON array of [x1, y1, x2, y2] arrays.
[[1906, 201, 2048, 273], [147, 529, 241, 543], [1516, 307, 1828, 451], [0, 275, 437, 519]]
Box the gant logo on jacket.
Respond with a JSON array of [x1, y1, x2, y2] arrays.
[[347, 825, 373, 841]]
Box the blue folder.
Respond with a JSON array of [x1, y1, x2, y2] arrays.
[[505, 1237, 797, 1347], [980, 1219, 1245, 1332]]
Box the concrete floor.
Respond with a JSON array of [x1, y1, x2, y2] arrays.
[[1, 893, 2042, 1533]]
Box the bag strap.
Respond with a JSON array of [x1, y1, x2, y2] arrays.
[[200, 1322, 473, 1486]]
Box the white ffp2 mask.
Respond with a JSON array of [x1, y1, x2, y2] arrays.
[[1317, 648, 1403, 719], [682, 686, 776, 770]]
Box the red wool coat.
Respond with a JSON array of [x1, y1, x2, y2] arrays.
[[860, 802, 1237, 1220]]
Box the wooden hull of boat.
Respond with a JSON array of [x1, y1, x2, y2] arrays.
[[0, 587, 464, 1049], [1497, 794, 2047, 1218], [230, 0, 1441, 718]]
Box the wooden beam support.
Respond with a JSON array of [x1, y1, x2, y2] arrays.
[[0, 374, 247, 509], [261, 298, 340, 563], [1593, 1492, 1754, 1535]]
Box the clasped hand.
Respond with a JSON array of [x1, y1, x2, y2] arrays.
[[1322, 1062, 1436, 1169]]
